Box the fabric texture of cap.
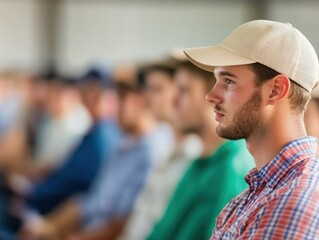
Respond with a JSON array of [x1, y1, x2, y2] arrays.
[[184, 20, 319, 92]]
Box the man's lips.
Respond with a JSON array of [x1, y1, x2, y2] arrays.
[[214, 109, 225, 121]]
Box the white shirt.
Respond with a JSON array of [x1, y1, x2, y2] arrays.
[[33, 104, 92, 168], [118, 134, 202, 240]]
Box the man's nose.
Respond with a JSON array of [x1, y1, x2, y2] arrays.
[[206, 84, 222, 104]]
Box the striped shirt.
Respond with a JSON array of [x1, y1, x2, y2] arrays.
[[211, 137, 319, 240]]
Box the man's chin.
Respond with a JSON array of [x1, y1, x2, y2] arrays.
[[216, 124, 226, 134], [216, 125, 227, 138], [216, 125, 245, 140]]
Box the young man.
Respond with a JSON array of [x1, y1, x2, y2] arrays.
[[32, 76, 92, 177], [25, 70, 121, 216], [184, 20, 319, 239], [146, 60, 254, 240], [119, 62, 201, 240]]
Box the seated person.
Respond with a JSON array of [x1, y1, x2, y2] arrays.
[[24, 69, 123, 216], [30, 74, 92, 179], [119, 61, 202, 240], [146, 60, 254, 240]]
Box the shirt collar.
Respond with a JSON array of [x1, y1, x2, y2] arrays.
[[245, 136, 318, 191]]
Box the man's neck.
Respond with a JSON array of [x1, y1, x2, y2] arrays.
[[246, 114, 307, 170], [133, 112, 158, 137]]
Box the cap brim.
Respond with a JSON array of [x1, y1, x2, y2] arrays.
[[183, 45, 256, 72]]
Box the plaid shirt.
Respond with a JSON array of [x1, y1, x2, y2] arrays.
[[211, 137, 319, 240]]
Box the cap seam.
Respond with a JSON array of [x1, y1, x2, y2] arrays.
[[291, 26, 302, 82], [250, 24, 273, 63]]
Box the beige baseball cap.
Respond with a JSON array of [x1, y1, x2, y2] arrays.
[[184, 20, 319, 92]]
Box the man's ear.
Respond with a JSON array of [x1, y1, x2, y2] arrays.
[[267, 74, 290, 105]]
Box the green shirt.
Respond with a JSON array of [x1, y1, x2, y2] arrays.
[[146, 140, 254, 240]]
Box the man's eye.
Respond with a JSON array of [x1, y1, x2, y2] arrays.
[[226, 79, 234, 85]]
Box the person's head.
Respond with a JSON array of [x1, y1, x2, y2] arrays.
[[144, 63, 176, 122], [206, 63, 311, 140], [0, 71, 18, 102], [175, 61, 215, 135], [184, 20, 318, 141], [116, 70, 150, 134], [78, 68, 118, 121], [112, 64, 136, 85], [44, 77, 80, 118]]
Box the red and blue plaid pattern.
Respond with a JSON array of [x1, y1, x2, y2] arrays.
[[211, 137, 319, 239]]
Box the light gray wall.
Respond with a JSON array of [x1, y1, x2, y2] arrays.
[[0, 0, 42, 71], [56, 1, 248, 74], [0, 0, 318, 75], [268, 1, 319, 52]]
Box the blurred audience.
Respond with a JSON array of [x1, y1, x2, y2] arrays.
[[119, 61, 202, 240], [23, 69, 123, 218], [0, 49, 317, 240], [20, 67, 174, 240], [0, 71, 32, 235], [0, 72, 30, 172], [146, 59, 254, 240], [29, 74, 92, 179], [2, 72, 92, 185]]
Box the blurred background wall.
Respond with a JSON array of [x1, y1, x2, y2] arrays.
[[0, 0, 318, 75]]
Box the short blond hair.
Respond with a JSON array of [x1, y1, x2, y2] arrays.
[[250, 63, 311, 113]]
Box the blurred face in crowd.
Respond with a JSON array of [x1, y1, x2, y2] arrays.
[[146, 70, 176, 122], [0, 74, 11, 101], [24, 77, 48, 110], [44, 83, 59, 115], [80, 82, 102, 113], [117, 88, 145, 133], [175, 68, 212, 134], [206, 65, 264, 140], [45, 82, 79, 117], [79, 82, 118, 120]]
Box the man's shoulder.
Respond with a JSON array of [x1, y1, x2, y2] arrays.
[[214, 189, 249, 228], [269, 157, 319, 203], [248, 160, 319, 236]]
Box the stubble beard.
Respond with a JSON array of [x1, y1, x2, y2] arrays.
[[216, 89, 265, 140]]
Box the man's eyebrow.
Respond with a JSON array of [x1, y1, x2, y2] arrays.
[[214, 71, 238, 78]]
